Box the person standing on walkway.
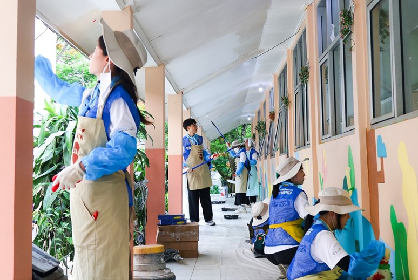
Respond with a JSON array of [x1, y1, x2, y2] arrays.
[[183, 118, 217, 226], [231, 140, 250, 213], [35, 19, 151, 279], [287, 187, 386, 280], [245, 138, 259, 204], [264, 157, 309, 279]]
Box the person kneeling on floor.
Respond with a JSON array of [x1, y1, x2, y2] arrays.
[[249, 198, 270, 258], [264, 157, 309, 279], [287, 187, 386, 280]]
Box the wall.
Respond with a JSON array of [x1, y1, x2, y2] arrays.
[[253, 0, 418, 278]]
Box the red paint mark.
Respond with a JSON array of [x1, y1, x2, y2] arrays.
[[92, 211, 99, 221]]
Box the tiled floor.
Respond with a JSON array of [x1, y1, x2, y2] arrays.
[[166, 197, 281, 280]]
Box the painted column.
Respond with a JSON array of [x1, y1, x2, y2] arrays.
[[0, 0, 35, 278], [145, 65, 166, 244], [352, 0, 372, 224], [168, 92, 183, 214], [182, 108, 190, 217], [305, 4, 320, 197]]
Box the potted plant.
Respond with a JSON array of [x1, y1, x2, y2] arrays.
[[281, 96, 291, 108], [340, 8, 354, 51], [255, 120, 267, 137], [268, 111, 275, 121], [299, 64, 309, 85]]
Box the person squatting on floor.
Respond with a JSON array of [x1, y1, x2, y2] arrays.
[[35, 19, 151, 279], [183, 118, 218, 226], [264, 157, 309, 279], [245, 138, 259, 204], [287, 187, 386, 280]]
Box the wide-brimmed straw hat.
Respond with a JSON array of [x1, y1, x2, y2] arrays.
[[231, 140, 244, 148], [251, 197, 270, 226], [305, 187, 364, 216], [100, 18, 147, 100], [273, 157, 308, 185]]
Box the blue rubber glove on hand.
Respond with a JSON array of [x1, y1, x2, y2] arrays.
[[347, 240, 386, 278]]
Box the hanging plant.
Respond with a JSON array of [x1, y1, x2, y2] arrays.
[[281, 96, 291, 108], [299, 64, 309, 85], [379, 8, 390, 51], [340, 8, 355, 51], [255, 120, 267, 137], [268, 111, 275, 121]]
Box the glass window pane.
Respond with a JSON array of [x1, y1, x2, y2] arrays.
[[263, 101, 266, 119], [401, 0, 418, 114], [318, 0, 328, 55], [321, 61, 330, 135], [295, 91, 300, 147], [371, 0, 393, 118], [333, 45, 343, 134], [331, 0, 340, 40], [344, 35, 354, 127]]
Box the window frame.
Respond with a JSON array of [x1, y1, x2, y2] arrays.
[[318, 0, 355, 140], [367, 0, 410, 125], [273, 66, 289, 156], [294, 30, 310, 149]]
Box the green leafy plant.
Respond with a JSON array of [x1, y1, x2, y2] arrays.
[[210, 185, 220, 194], [340, 9, 355, 51], [255, 120, 267, 138], [299, 65, 310, 85], [281, 96, 291, 108], [379, 8, 390, 51]]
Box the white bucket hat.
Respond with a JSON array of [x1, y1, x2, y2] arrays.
[[273, 156, 308, 185], [305, 187, 364, 216], [231, 140, 244, 148], [251, 197, 270, 226], [100, 18, 147, 100]]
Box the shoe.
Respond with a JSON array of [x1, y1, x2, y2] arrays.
[[234, 207, 247, 214], [205, 220, 215, 226], [277, 264, 288, 279]]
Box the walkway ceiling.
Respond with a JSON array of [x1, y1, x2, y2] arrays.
[[36, 0, 311, 140]]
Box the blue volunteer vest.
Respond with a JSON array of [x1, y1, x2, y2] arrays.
[[287, 221, 331, 280], [265, 183, 304, 247]]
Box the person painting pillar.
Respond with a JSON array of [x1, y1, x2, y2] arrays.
[[183, 118, 217, 226], [168, 92, 183, 214], [0, 0, 36, 278], [34, 18, 150, 279], [245, 138, 260, 204]]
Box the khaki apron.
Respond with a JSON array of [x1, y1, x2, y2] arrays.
[[70, 86, 130, 280], [234, 157, 248, 193], [186, 143, 212, 190]]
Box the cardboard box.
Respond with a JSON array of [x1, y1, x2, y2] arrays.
[[160, 241, 198, 258], [157, 222, 199, 242]]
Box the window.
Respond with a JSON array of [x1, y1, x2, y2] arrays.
[[273, 66, 288, 155], [294, 31, 310, 148], [318, 0, 354, 138], [268, 88, 275, 158], [368, 0, 418, 123]]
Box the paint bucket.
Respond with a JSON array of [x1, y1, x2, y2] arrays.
[[133, 244, 176, 280]]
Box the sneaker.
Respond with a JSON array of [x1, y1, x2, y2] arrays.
[[205, 220, 215, 226], [277, 264, 288, 279]]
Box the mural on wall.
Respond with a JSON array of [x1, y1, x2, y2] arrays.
[[367, 131, 387, 239], [396, 141, 418, 279], [319, 150, 328, 190], [390, 205, 409, 280], [335, 146, 375, 255]]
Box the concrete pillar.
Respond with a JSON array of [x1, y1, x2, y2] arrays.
[[305, 4, 320, 197], [145, 65, 166, 244], [0, 0, 35, 278], [168, 92, 183, 214]]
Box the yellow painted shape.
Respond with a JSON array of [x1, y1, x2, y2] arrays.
[[398, 141, 418, 279], [133, 244, 165, 255]]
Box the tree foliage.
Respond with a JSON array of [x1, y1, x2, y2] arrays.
[[210, 124, 252, 192]]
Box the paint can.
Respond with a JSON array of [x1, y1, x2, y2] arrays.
[[133, 244, 176, 280]]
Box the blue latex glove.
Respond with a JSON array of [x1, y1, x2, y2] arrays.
[[347, 240, 386, 278], [236, 161, 245, 176], [81, 131, 137, 181], [34, 55, 85, 106], [250, 159, 257, 166]]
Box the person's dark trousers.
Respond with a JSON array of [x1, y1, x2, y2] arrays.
[[248, 196, 257, 203], [187, 186, 213, 222], [266, 247, 299, 265], [234, 193, 249, 205]]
